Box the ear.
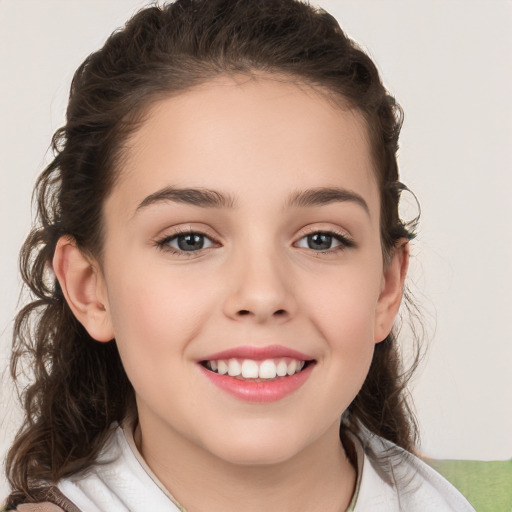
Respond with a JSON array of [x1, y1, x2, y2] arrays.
[[53, 236, 114, 342], [374, 240, 409, 343]]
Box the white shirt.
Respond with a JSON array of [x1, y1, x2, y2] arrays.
[[348, 429, 475, 511], [56, 424, 475, 512]]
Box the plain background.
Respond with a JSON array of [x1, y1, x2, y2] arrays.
[[1, 0, 511, 500]]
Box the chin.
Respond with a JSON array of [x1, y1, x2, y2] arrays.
[[217, 445, 300, 467], [203, 426, 309, 467]]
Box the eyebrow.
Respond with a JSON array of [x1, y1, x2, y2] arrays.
[[286, 187, 370, 215], [136, 186, 237, 212], [135, 185, 369, 216]]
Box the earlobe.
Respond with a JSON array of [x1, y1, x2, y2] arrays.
[[374, 241, 409, 343], [53, 236, 114, 342]]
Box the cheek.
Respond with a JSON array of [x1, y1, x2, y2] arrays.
[[105, 262, 217, 367], [300, 263, 382, 342], [103, 270, 214, 412], [299, 262, 382, 396]]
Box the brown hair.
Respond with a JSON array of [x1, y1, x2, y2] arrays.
[[5, 0, 420, 504]]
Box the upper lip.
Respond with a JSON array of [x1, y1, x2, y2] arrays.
[[200, 345, 314, 362]]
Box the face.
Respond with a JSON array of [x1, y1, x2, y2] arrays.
[[92, 76, 404, 466]]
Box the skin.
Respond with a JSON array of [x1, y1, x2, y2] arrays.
[[54, 75, 408, 512]]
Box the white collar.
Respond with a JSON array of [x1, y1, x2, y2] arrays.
[[57, 422, 474, 512]]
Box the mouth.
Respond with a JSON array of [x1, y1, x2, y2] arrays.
[[200, 357, 314, 381], [198, 345, 316, 402]]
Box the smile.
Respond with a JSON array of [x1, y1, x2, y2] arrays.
[[203, 357, 307, 380], [199, 345, 315, 402]]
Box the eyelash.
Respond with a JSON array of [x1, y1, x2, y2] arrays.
[[155, 228, 218, 257], [154, 228, 355, 256], [297, 228, 355, 255]]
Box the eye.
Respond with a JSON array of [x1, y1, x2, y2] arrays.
[[156, 231, 216, 253], [295, 231, 354, 252]]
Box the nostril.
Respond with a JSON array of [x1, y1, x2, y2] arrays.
[[235, 309, 288, 318]]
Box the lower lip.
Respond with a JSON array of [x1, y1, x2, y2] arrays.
[[199, 363, 314, 403]]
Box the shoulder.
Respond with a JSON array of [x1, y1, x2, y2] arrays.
[[54, 424, 183, 512], [350, 429, 476, 512], [9, 504, 66, 512], [3, 486, 80, 512], [3, 423, 180, 512]]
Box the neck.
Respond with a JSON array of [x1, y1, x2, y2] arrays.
[[134, 417, 356, 512]]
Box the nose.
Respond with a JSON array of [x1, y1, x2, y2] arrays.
[[223, 246, 297, 324]]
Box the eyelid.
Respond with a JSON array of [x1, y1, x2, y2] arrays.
[[154, 226, 221, 256], [299, 225, 353, 240], [153, 224, 355, 257], [294, 226, 356, 252]]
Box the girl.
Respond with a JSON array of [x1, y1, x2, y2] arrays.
[[3, 1, 475, 511]]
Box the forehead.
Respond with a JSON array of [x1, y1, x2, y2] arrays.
[[108, 76, 379, 218]]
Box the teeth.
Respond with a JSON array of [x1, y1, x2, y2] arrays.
[[259, 359, 277, 379], [276, 360, 288, 377], [228, 359, 241, 376], [205, 357, 307, 380], [217, 360, 228, 375], [286, 360, 297, 376], [241, 359, 259, 378]]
